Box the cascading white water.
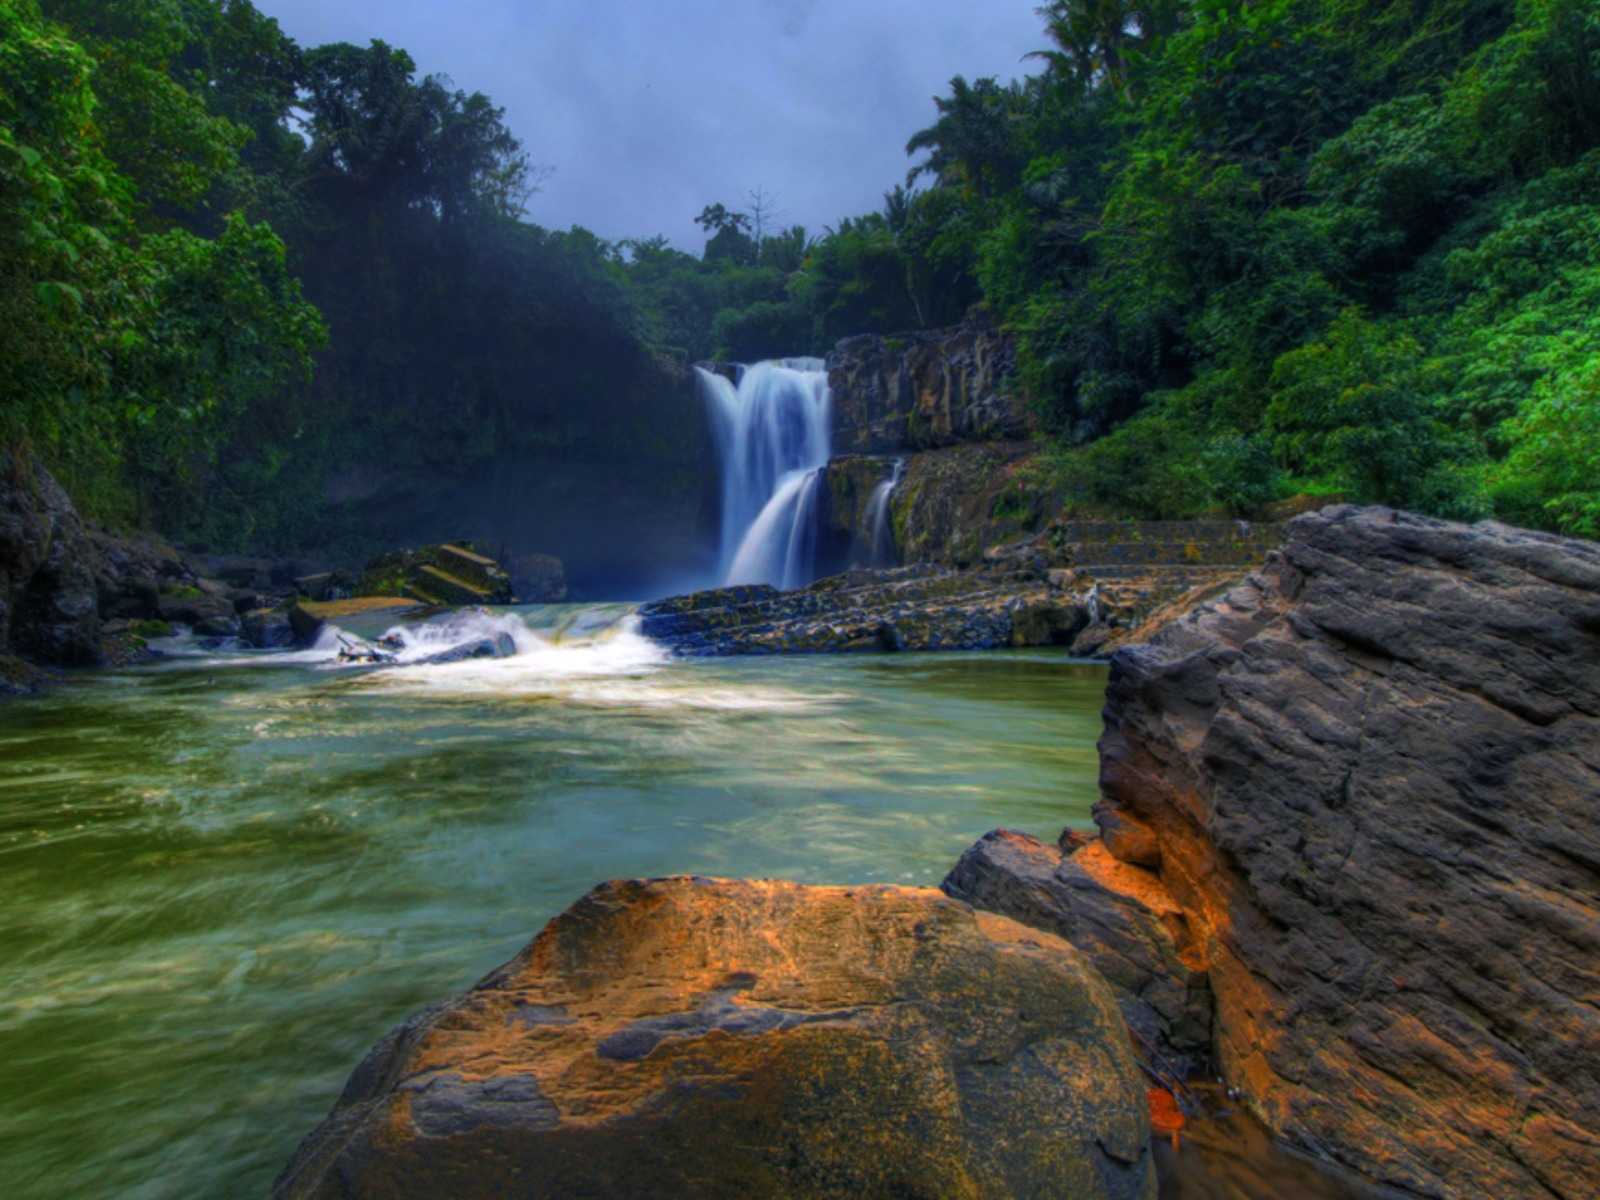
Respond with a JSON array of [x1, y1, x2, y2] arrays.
[[863, 457, 906, 567], [696, 358, 832, 590]]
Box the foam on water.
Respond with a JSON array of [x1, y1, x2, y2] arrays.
[[354, 613, 670, 698]]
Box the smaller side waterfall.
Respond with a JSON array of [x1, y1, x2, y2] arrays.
[[863, 458, 906, 567]]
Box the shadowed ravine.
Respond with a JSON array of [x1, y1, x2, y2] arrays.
[[0, 611, 1104, 1199]]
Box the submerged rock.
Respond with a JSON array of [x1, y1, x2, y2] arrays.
[[412, 631, 516, 665], [274, 877, 1156, 1200], [1096, 505, 1600, 1198], [0, 653, 55, 696]]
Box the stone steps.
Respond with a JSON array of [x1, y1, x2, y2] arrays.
[[437, 543, 503, 592], [414, 565, 496, 606]]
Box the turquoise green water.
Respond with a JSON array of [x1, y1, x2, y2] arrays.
[[0, 607, 1108, 1199]]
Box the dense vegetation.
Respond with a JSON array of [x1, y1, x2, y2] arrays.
[[3, 0, 650, 547], [3, 0, 1597, 545], [694, 0, 1600, 535]]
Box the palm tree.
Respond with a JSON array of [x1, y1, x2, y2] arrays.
[[1029, 0, 1185, 93], [904, 76, 1033, 196]]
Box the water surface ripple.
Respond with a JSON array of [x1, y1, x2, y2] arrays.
[[0, 606, 1106, 1198]]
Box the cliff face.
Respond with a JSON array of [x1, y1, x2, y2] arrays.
[[828, 318, 1027, 456], [1096, 506, 1600, 1198], [0, 450, 100, 669]]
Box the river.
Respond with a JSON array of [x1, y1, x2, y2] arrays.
[[0, 604, 1107, 1198]]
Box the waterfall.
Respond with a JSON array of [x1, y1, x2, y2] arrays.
[[697, 358, 832, 590], [864, 457, 906, 567]]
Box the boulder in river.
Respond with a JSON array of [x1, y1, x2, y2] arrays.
[[1096, 505, 1600, 1198], [412, 631, 516, 665], [288, 596, 420, 645], [274, 877, 1156, 1200], [359, 543, 515, 606]]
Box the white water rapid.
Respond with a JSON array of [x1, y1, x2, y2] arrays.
[[697, 358, 832, 591]]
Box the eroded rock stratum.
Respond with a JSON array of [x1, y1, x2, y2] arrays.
[[275, 877, 1156, 1200], [1096, 505, 1600, 1198]]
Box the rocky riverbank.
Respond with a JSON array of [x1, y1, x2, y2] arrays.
[[0, 447, 574, 692], [638, 552, 1260, 660], [275, 504, 1599, 1199]]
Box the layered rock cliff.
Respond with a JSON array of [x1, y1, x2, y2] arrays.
[[828, 317, 1026, 456], [1092, 506, 1600, 1198]]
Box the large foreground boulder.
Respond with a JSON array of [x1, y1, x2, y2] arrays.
[[1097, 505, 1600, 1198], [275, 877, 1156, 1200]]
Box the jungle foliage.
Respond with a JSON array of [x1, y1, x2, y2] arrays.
[[795, 0, 1599, 532], [4, 0, 1597, 544], [611, 0, 1600, 535]]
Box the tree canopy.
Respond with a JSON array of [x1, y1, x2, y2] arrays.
[[4, 0, 1597, 545]]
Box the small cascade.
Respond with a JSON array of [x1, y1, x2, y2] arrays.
[[864, 457, 906, 567], [697, 358, 832, 590]]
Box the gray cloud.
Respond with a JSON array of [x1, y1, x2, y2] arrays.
[[254, 0, 1044, 250]]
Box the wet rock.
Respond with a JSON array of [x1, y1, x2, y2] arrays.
[[92, 527, 196, 621], [156, 588, 236, 629], [640, 564, 1086, 656], [240, 608, 294, 649], [943, 830, 1213, 1081], [193, 614, 241, 638], [0, 449, 101, 666], [0, 653, 55, 696], [1097, 505, 1600, 1198], [287, 597, 419, 646], [413, 632, 516, 665], [1009, 597, 1089, 648], [274, 877, 1155, 1200], [358, 543, 514, 606]]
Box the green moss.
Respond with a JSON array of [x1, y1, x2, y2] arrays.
[[131, 619, 173, 638]]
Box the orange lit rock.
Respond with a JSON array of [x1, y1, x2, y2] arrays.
[[1097, 505, 1600, 1199], [1146, 1087, 1185, 1151], [942, 830, 1212, 1079], [274, 877, 1156, 1200]]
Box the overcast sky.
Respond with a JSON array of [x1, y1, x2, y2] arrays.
[[256, 0, 1045, 250]]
